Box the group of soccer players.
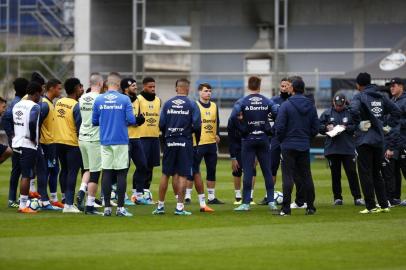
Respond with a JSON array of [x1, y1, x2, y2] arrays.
[[1, 70, 405, 216]]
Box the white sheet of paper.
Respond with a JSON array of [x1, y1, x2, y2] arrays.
[[326, 125, 345, 138]]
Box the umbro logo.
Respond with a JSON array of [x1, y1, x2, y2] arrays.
[[15, 111, 23, 117], [83, 96, 94, 102], [249, 97, 262, 102], [57, 109, 65, 116], [104, 94, 117, 101], [204, 125, 213, 131], [371, 107, 382, 114], [172, 99, 185, 106], [146, 118, 156, 124]]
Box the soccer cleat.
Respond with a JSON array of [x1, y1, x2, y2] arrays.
[[152, 207, 165, 215], [18, 207, 37, 214], [135, 197, 154, 205], [390, 199, 401, 206], [95, 198, 103, 205], [174, 209, 192, 216], [51, 201, 64, 208], [208, 198, 225, 205], [76, 190, 86, 211], [116, 208, 133, 217], [380, 207, 390, 213], [234, 203, 250, 211], [400, 200, 406, 206], [233, 198, 242, 205], [273, 210, 290, 216], [268, 202, 278, 211], [41, 204, 62, 211], [8, 200, 19, 208], [290, 202, 307, 209], [250, 200, 257, 205], [185, 198, 191, 205], [200, 206, 215, 212], [334, 199, 343, 206], [305, 208, 316, 215], [29, 191, 41, 199], [124, 198, 136, 206], [85, 206, 103, 215], [258, 197, 268, 205], [354, 199, 365, 206], [359, 208, 381, 214], [62, 205, 81, 213], [93, 202, 102, 208], [103, 208, 112, 217]]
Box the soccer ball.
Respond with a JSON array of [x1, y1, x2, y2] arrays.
[[274, 191, 283, 205], [143, 189, 153, 200], [28, 198, 40, 211]]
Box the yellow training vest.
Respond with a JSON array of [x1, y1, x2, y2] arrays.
[[194, 101, 218, 146], [53, 97, 79, 146], [40, 97, 55, 144], [137, 95, 160, 138], [128, 99, 140, 139]]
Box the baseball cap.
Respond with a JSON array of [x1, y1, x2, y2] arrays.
[[333, 93, 346, 106], [389, 77, 404, 86], [120, 78, 136, 91]]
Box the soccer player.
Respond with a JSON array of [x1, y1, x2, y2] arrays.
[[231, 76, 278, 211], [319, 94, 363, 206], [350, 73, 400, 214], [0, 97, 12, 164], [12, 82, 42, 213], [54, 78, 83, 213], [77, 73, 104, 215], [389, 78, 406, 206], [2, 77, 29, 208], [92, 72, 136, 217], [137, 77, 161, 203], [121, 77, 148, 205], [274, 78, 319, 216], [152, 78, 201, 216], [36, 79, 64, 210]]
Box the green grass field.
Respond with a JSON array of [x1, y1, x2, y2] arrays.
[[0, 158, 406, 270]]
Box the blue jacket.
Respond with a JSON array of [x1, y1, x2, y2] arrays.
[[319, 107, 356, 156], [270, 93, 289, 148], [349, 85, 400, 149], [392, 92, 406, 149], [2, 96, 22, 146], [227, 117, 242, 159], [230, 93, 278, 141], [159, 95, 201, 141], [92, 90, 136, 145], [275, 93, 319, 151]]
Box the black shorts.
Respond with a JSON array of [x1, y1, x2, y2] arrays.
[[0, 144, 8, 156], [192, 143, 218, 181], [162, 138, 193, 177], [13, 147, 37, 179]]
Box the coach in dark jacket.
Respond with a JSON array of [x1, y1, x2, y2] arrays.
[[350, 72, 400, 213], [319, 94, 362, 206], [274, 78, 319, 216]]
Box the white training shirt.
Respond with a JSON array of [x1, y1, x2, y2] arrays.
[[12, 99, 40, 150]]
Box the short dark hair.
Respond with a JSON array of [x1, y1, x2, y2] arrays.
[[198, 82, 212, 91], [356, 72, 371, 86], [0, 97, 6, 104], [26, 82, 43, 95], [46, 78, 62, 91], [13, 77, 29, 98], [175, 78, 190, 87], [248, 76, 261, 90], [31, 72, 45, 85], [287, 75, 303, 83], [292, 79, 305, 94], [142, 77, 155, 84], [280, 77, 289, 82], [64, 78, 81, 95]]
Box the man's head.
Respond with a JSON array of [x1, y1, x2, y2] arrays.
[[142, 77, 156, 94], [107, 72, 122, 91], [198, 82, 212, 102], [26, 82, 43, 103], [356, 72, 371, 91], [45, 79, 62, 100], [389, 77, 404, 98], [280, 77, 290, 93], [0, 97, 7, 116], [31, 72, 45, 86], [13, 77, 29, 98], [64, 78, 82, 100], [120, 78, 137, 96], [333, 93, 347, 112], [175, 78, 190, 95], [89, 72, 104, 93], [248, 76, 261, 92], [291, 78, 305, 94], [287, 76, 303, 94]]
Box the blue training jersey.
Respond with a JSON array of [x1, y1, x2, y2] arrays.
[[92, 90, 136, 145]]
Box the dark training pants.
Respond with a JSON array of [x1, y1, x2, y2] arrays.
[[326, 154, 362, 201], [56, 144, 82, 205], [393, 148, 406, 199], [8, 153, 21, 202], [281, 149, 316, 213], [140, 137, 161, 189], [102, 169, 127, 207], [381, 157, 397, 202], [129, 139, 148, 193], [356, 145, 388, 210], [241, 139, 274, 204]]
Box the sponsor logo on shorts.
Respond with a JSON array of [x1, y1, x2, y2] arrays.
[[167, 142, 186, 147], [168, 127, 184, 132]]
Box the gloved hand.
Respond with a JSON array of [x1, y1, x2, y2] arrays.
[[135, 114, 145, 126], [359, 120, 371, 132], [383, 125, 391, 134]]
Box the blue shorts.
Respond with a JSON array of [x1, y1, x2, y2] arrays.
[[140, 137, 160, 167], [13, 147, 37, 179], [41, 143, 58, 168], [192, 143, 218, 181], [162, 138, 193, 177], [0, 144, 8, 156]]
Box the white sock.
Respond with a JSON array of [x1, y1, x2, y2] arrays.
[[251, 189, 254, 199], [176, 202, 184, 211], [198, 194, 206, 208], [158, 201, 165, 208], [207, 188, 215, 201], [235, 190, 242, 199], [86, 195, 95, 207], [50, 193, 58, 202], [185, 188, 192, 199], [19, 195, 28, 209], [29, 179, 36, 192], [132, 189, 137, 196], [79, 182, 87, 192]]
